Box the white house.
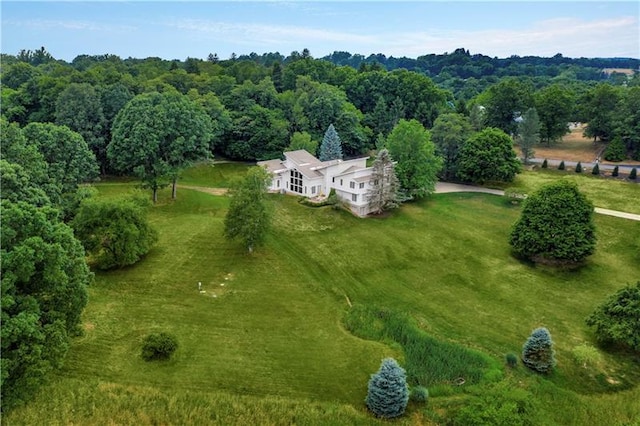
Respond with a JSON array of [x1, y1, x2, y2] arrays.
[[257, 150, 375, 217]]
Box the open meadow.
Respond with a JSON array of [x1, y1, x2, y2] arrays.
[[5, 164, 640, 425]]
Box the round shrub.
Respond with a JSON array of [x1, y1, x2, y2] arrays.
[[603, 137, 627, 162], [592, 163, 600, 175], [541, 159, 548, 169], [366, 358, 409, 418], [558, 160, 565, 170], [575, 162, 582, 173], [612, 166, 619, 177], [141, 332, 178, 361], [571, 344, 602, 368], [506, 353, 518, 368], [410, 386, 429, 404], [522, 327, 556, 373], [630, 168, 637, 180]]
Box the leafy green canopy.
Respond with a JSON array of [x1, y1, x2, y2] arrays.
[[108, 91, 213, 202], [386, 119, 442, 199], [365, 358, 409, 419], [457, 127, 521, 184], [509, 180, 596, 264], [522, 327, 556, 373], [224, 167, 272, 253], [431, 113, 473, 181], [1, 200, 91, 410], [586, 282, 640, 352], [72, 196, 158, 270]]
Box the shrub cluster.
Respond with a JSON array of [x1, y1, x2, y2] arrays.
[[141, 332, 178, 361]]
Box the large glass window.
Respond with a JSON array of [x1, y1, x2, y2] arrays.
[[290, 169, 303, 193]]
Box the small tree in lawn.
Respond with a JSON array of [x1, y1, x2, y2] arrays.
[[612, 165, 619, 177], [319, 124, 343, 161], [366, 358, 409, 419], [224, 167, 272, 253], [366, 149, 400, 215], [541, 159, 548, 169], [575, 162, 582, 173], [516, 107, 540, 165], [510, 180, 596, 264], [592, 163, 600, 175], [522, 327, 556, 373], [630, 168, 638, 180], [558, 160, 565, 170]]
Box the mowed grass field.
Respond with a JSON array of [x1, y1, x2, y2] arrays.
[[5, 163, 640, 425]]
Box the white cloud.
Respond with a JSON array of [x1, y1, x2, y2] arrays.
[[5, 19, 136, 33]]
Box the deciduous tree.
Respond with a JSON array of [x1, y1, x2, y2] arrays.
[[386, 119, 442, 199], [72, 196, 158, 270], [535, 84, 573, 144], [586, 282, 640, 352], [516, 107, 540, 164], [457, 128, 521, 184], [287, 131, 318, 155], [224, 167, 272, 253], [1, 200, 91, 409], [431, 113, 473, 180], [509, 180, 596, 264]]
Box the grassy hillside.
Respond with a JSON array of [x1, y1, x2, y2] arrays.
[[5, 165, 640, 425]]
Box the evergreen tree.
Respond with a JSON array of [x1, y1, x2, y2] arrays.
[[541, 159, 548, 169], [612, 166, 619, 177], [366, 149, 400, 215], [516, 107, 540, 164], [319, 124, 343, 161], [603, 137, 627, 162], [592, 163, 600, 175], [558, 160, 565, 170], [365, 358, 409, 419], [575, 162, 582, 173], [522, 327, 556, 373], [630, 168, 637, 180]]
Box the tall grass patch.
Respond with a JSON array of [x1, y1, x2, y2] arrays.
[[344, 305, 501, 388]]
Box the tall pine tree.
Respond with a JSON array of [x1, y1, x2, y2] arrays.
[[319, 124, 343, 161], [366, 149, 400, 215]]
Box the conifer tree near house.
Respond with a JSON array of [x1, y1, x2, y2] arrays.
[[319, 124, 343, 161], [366, 149, 400, 215]]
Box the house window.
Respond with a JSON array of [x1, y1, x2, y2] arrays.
[[290, 169, 303, 193], [359, 182, 364, 189], [332, 177, 335, 183], [374, 179, 379, 185], [350, 181, 355, 189], [351, 194, 357, 202], [311, 186, 316, 194], [340, 179, 343, 186], [277, 180, 280, 187]]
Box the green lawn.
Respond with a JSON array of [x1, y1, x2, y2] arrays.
[[5, 172, 640, 425]]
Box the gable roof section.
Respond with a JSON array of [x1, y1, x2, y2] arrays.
[[285, 150, 320, 166], [258, 159, 287, 174]]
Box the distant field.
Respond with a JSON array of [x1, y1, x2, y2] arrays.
[[534, 124, 602, 163], [5, 167, 640, 425]]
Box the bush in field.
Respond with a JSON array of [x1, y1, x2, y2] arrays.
[[603, 137, 627, 162], [558, 160, 565, 170], [572, 344, 603, 368], [522, 327, 556, 373], [453, 382, 538, 425], [630, 168, 637, 180], [365, 358, 409, 418], [541, 159, 548, 169], [510, 180, 596, 264], [612, 166, 619, 177], [575, 162, 582, 173], [506, 353, 518, 368], [592, 163, 600, 175], [141, 332, 178, 361], [586, 282, 640, 352], [410, 386, 429, 404]]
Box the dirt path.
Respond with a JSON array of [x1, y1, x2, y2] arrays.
[[178, 185, 228, 195]]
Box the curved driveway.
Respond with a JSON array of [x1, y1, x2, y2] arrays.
[[434, 182, 640, 222]]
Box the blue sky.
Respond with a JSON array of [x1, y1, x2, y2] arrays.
[[2, 2, 638, 61]]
